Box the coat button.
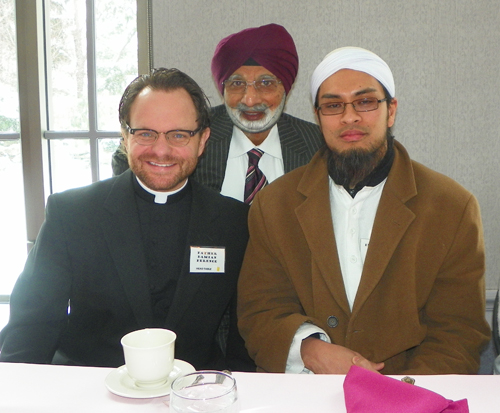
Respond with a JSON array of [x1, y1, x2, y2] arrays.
[[327, 316, 339, 328]]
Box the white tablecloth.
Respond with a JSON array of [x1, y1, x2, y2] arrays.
[[0, 362, 498, 412]]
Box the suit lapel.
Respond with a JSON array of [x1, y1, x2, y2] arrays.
[[295, 152, 351, 316], [351, 141, 417, 316], [165, 182, 222, 328], [100, 171, 153, 325], [195, 107, 233, 191], [278, 116, 314, 173]]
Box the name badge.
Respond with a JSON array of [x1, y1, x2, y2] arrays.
[[190, 246, 225, 273]]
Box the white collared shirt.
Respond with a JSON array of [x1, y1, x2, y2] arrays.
[[220, 125, 284, 202], [285, 177, 387, 373], [329, 177, 387, 309]]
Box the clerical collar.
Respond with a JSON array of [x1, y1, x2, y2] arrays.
[[328, 139, 395, 198], [134, 176, 189, 204]]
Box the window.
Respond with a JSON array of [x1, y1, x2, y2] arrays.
[[45, 0, 140, 191], [0, 0, 150, 324], [0, 0, 22, 327], [0, 0, 24, 306]]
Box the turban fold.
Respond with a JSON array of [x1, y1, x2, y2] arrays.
[[310, 47, 395, 104], [211, 23, 298, 95]]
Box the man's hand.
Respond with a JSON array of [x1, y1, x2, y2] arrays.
[[300, 337, 385, 374]]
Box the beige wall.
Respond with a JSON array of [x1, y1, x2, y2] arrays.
[[151, 0, 500, 289]]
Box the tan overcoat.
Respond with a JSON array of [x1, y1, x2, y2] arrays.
[[238, 140, 490, 374]]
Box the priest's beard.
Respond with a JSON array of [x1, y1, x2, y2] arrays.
[[327, 130, 394, 189]]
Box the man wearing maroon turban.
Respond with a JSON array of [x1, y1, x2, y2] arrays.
[[191, 23, 323, 203], [112, 24, 323, 203]]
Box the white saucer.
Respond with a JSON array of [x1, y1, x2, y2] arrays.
[[105, 359, 195, 399]]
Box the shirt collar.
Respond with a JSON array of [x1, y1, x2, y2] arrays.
[[135, 176, 188, 204], [227, 124, 282, 159]]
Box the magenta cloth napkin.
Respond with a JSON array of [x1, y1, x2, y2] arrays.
[[343, 366, 469, 413]]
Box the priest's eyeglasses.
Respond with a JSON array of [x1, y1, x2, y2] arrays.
[[317, 97, 388, 116], [126, 125, 202, 147], [223, 78, 282, 95]]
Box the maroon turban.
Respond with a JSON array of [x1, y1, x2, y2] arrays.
[[211, 23, 299, 95]]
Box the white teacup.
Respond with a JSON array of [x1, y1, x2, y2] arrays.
[[121, 328, 176, 388]]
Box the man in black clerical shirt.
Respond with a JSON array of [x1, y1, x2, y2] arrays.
[[0, 68, 255, 371]]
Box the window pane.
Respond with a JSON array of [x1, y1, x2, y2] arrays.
[[98, 137, 121, 180], [95, 0, 139, 131], [0, 140, 27, 295], [46, 0, 88, 131], [0, 0, 25, 296], [0, 304, 10, 331], [50, 139, 92, 193], [0, 0, 20, 133]]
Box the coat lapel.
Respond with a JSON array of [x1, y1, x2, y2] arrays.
[[295, 151, 351, 316], [278, 116, 314, 173], [194, 107, 233, 191], [165, 181, 222, 328], [351, 141, 418, 316], [100, 171, 153, 325]]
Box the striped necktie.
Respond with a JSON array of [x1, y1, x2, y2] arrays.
[[244, 148, 268, 204]]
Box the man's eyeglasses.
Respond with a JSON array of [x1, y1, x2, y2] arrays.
[[223, 78, 282, 95], [317, 97, 388, 116], [126, 125, 202, 147]]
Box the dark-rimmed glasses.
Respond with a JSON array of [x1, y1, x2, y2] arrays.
[[223, 78, 282, 95], [126, 125, 202, 147], [317, 97, 388, 116]]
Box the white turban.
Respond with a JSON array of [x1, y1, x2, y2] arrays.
[[310, 46, 395, 104]]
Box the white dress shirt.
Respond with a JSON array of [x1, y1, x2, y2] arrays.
[[285, 177, 386, 373], [330, 178, 386, 308], [220, 125, 284, 202]]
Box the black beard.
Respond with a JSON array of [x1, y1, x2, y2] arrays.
[[327, 130, 394, 189]]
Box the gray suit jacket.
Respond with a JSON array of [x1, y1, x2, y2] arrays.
[[191, 105, 324, 191], [0, 171, 254, 371]]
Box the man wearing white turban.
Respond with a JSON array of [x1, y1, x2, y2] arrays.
[[238, 47, 490, 375]]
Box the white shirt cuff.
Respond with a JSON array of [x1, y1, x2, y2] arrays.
[[285, 323, 330, 374]]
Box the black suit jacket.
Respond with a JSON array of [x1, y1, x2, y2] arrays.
[[191, 105, 324, 191], [0, 171, 254, 371]]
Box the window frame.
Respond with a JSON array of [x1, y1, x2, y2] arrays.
[[18, 0, 150, 247], [0, 0, 150, 306]]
